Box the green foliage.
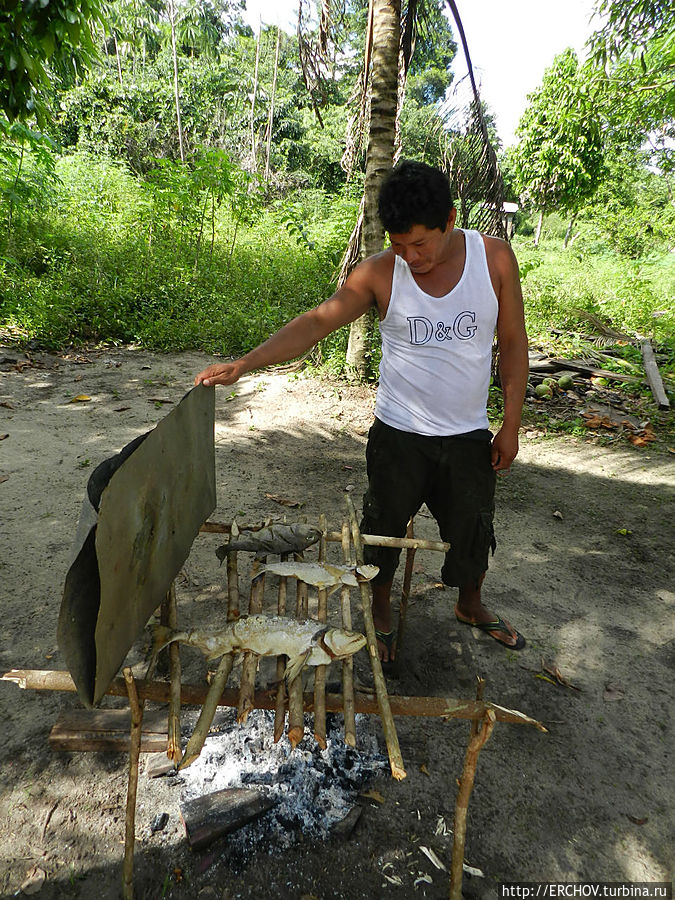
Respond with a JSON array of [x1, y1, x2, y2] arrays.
[[0, 0, 103, 125], [514, 50, 606, 216]]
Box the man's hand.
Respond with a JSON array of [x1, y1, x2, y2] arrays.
[[491, 425, 519, 472], [194, 361, 245, 387]]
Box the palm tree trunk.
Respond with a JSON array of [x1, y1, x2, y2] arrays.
[[346, 0, 401, 377], [250, 29, 261, 171]]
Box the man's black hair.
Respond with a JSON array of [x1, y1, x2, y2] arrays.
[[377, 159, 454, 234]]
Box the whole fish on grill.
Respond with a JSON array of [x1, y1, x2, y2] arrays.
[[215, 524, 322, 561], [151, 614, 366, 683], [260, 561, 379, 592]]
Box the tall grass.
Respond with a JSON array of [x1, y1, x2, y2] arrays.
[[1, 152, 673, 382]]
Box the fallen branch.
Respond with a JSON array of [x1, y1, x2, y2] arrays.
[[450, 702, 496, 900]]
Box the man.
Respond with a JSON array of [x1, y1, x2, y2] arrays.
[[195, 160, 529, 661]]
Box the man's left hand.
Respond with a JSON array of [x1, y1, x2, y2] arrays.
[[491, 426, 519, 472]]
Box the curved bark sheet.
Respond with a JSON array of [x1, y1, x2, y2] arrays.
[[58, 386, 215, 707]]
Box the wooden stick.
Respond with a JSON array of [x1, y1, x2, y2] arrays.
[[340, 518, 357, 748], [201, 520, 449, 553], [294, 550, 309, 617], [449, 707, 496, 900], [4, 670, 547, 730], [640, 339, 670, 409], [395, 518, 416, 665], [122, 667, 143, 900], [165, 583, 181, 765], [179, 545, 241, 769], [237, 559, 264, 724], [345, 496, 406, 780], [226, 549, 240, 620], [288, 550, 306, 748], [273, 555, 289, 743], [200, 521, 448, 552], [313, 515, 328, 749]]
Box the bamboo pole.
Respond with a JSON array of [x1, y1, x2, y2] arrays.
[[340, 518, 357, 748], [288, 550, 307, 748], [122, 667, 143, 900], [273, 555, 289, 743], [449, 707, 496, 900], [313, 515, 328, 749], [238, 559, 265, 724], [394, 518, 416, 664], [163, 583, 181, 765], [345, 496, 406, 780], [4, 670, 547, 730], [178, 546, 241, 769]]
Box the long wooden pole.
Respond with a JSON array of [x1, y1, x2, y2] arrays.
[[345, 496, 406, 780], [394, 518, 416, 665], [165, 583, 181, 765], [4, 670, 546, 730], [122, 667, 143, 900]]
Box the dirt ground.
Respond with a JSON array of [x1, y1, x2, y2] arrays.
[[1, 343, 673, 900]]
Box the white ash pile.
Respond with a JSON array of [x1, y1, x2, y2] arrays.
[[178, 708, 386, 859]]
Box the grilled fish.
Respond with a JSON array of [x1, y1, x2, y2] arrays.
[[216, 524, 322, 561], [259, 561, 379, 591], [151, 614, 366, 683]]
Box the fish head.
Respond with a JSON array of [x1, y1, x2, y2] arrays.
[[293, 525, 322, 546], [321, 627, 367, 658]]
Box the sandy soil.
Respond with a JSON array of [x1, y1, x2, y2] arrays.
[[0, 344, 673, 900]]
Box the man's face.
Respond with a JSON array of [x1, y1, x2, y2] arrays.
[[388, 212, 456, 274]]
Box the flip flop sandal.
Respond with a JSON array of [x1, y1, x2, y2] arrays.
[[375, 629, 397, 666], [455, 614, 526, 651]]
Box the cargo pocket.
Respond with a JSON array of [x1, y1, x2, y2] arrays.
[[474, 510, 497, 562]]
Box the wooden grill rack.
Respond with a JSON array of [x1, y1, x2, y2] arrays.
[[3, 497, 546, 900]]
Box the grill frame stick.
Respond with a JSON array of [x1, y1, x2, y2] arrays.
[[340, 518, 357, 748], [287, 550, 306, 749], [237, 558, 264, 725], [345, 496, 406, 780], [178, 544, 240, 770], [273, 553, 289, 743], [313, 515, 328, 749]]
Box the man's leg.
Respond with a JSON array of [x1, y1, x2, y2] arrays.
[[361, 421, 430, 663], [372, 579, 395, 661], [429, 437, 526, 650], [455, 574, 521, 648]]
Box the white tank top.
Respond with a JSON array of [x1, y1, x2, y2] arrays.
[[375, 229, 498, 436]]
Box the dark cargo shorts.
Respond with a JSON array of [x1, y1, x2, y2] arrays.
[[360, 418, 497, 588]]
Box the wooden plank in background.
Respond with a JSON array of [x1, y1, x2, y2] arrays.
[[49, 708, 168, 752]]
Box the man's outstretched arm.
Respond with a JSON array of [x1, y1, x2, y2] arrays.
[[194, 263, 379, 387]]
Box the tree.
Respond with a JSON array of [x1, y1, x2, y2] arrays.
[[514, 49, 605, 246], [0, 0, 104, 125]]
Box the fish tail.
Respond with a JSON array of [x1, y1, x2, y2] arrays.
[[150, 624, 176, 657]]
